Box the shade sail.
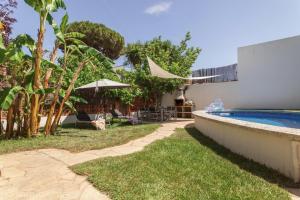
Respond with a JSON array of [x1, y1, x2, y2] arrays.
[[76, 79, 130, 90], [147, 57, 221, 80]]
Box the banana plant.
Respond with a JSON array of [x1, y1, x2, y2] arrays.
[[24, 0, 66, 135], [0, 70, 54, 138], [49, 45, 114, 134], [0, 32, 60, 138], [43, 13, 87, 135]]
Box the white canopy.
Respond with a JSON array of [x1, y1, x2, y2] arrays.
[[76, 79, 130, 90], [147, 57, 221, 80]]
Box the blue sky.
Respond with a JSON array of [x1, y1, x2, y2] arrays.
[[12, 0, 300, 70]]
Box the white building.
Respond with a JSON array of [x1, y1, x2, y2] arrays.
[[162, 35, 300, 110]]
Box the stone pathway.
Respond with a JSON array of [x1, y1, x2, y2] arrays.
[[287, 188, 300, 200], [0, 121, 192, 200]]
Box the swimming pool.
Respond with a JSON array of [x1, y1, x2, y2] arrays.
[[211, 111, 300, 129], [193, 110, 300, 182]]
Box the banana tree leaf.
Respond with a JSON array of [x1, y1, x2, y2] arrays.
[[24, 0, 43, 12], [69, 95, 88, 104], [60, 13, 69, 33], [47, 14, 65, 43], [0, 34, 35, 63], [0, 86, 23, 110], [64, 32, 85, 39], [41, 59, 63, 72], [13, 34, 35, 53], [66, 45, 84, 56], [24, 70, 34, 94], [25, 0, 66, 13], [46, 0, 66, 12], [66, 38, 86, 46], [64, 100, 76, 112], [78, 45, 114, 65]]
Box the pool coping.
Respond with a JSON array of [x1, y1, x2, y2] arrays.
[[193, 110, 300, 140]]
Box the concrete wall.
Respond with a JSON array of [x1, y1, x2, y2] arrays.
[[162, 35, 300, 110], [193, 112, 300, 182]]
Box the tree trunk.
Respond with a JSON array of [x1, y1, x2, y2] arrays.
[[12, 95, 20, 138], [37, 43, 59, 130], [50, 62, 86, 134], [0, 109, 2, 136], [30, 15, 46, 136], [44, 72, 65, 135], [15, 94, 24, 137], [5, 105, 14, 139], [22, 94, 30, 138]]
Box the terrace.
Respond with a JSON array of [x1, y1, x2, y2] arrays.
[[1, 1, 300, 200]]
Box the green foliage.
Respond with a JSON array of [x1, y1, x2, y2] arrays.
[[46, 14, 64, 42], [24, 0, 66, 13], [59, 13, 69, 33], [124, 32, 201, 104], [73, 128, 291, 200], [0, 86, 23, 110], [0, 34, 35, 63], [105, 69, 142, 106], [62, 48, 115, 89], [66, 21, 125, 60]]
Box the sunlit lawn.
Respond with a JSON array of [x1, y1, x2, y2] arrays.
[[72, 127, 293, 200], [0, 123, 160, 155]]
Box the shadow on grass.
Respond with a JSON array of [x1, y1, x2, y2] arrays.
[[185, 127, 300, 188], [54, 121, 158, 136]]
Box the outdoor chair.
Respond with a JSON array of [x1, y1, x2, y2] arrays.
[[167, 106, 177, 120], [96, 113, 112, 127], [161, 108, 172, 121], [75, 111, 105, 130], [128, 111, 143, 125], [110, 109, 129, 122], [147, 107, 161, 121], [139, 108, 150, 121]]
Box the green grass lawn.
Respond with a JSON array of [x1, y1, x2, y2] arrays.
[[72, 127, 294, 200], [0, 123, 159, 155]]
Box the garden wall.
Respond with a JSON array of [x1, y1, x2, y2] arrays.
[[193, 111, 300, 182], [162, 35, 300, 110]]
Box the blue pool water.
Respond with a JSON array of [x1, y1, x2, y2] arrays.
[[211, 111, 300, 129]]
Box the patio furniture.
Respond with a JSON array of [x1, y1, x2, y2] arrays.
[[161, 108, 172, 121], [90, 119, 106, 130], [128, 112, 143, 125], [96, 113, 112, 127], [75, 111, 105, 130], [139, 108, 150, 121], [104, 113, 113, 126], [167, 106, 177, 120], [110, 109, 129, 122], [147, 107, 161, 121]]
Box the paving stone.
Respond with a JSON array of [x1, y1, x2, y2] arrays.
[[1, 167, 26, 178], [0, 120, 199, 200]]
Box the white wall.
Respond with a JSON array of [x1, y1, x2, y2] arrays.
[[194, 113, 300, 182], [1, 114, 100, 129], [163, 35, 300, 110]]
